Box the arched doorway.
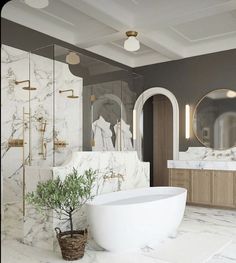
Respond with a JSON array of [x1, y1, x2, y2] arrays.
[[133, 87, 179, 186]]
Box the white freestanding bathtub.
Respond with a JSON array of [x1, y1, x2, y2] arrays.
[[87, 187, 187, 252]]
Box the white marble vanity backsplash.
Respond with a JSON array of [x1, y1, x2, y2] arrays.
[[179, 147, 236, 161], [168, 147, 236, 171]]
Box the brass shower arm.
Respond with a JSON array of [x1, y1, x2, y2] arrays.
[[15, 80, 30, 85], [59, 89, 74, 94], [15, 80, 36, 90], [59, 89, 75, 96]]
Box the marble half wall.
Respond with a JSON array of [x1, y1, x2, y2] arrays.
[[24, 151, 150, 251]]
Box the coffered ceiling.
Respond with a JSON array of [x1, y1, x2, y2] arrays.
[[2, 0, 236, 67]]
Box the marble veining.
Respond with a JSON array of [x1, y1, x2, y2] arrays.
[[1, 44, 83, 208], [168, 147, 236, 170], [23, 151, 149, 251], [2, 206, 236, 263]]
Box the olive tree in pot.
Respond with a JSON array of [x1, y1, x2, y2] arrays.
[[26, 168, 96, 261]]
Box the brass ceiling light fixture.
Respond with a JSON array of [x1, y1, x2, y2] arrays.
[[66, 51, 80, 65], [124, 31, 140, 52]]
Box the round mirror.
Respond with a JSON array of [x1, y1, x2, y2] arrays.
[[193, 89, 236, 150]]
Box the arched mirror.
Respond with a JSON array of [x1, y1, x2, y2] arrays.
[[193, 89, 236, 150]]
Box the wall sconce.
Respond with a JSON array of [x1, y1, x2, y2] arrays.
[[133, 110, 136, 140], [185, 104, 190, 139]]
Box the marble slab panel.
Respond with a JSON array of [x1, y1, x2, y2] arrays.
[[23, 151, 149, 251], [167, 160, 236, 170], [168, 147, 236, 170]]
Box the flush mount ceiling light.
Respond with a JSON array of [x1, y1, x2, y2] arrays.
[[226, 90, 236, 98], [124, 31, 140, 52], [66, 51, 80, 65], [24, 0, 49, 8]]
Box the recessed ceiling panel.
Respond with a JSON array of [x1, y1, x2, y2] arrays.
[[172, 10, 236, 41], [108, 0, 231, 23]]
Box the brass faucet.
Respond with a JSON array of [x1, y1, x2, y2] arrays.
[[103, 172, 124, 181]]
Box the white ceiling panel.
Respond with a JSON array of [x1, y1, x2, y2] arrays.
[[173, 10, 236, 41], [2, 0, 236, 67]]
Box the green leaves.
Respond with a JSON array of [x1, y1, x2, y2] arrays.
[[26, 168, 96, 218]]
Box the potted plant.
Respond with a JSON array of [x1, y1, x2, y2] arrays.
[[26, 168, 96, 261]]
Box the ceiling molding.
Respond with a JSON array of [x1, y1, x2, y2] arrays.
[[2, 0, 236, 67]]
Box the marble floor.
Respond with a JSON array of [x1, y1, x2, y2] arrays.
[[2, 205, 236, 263]]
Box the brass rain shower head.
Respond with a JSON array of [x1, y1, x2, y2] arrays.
[[59, 89, 79, 99], [15, 80, 37, 90], [67, 95, 79, 99]]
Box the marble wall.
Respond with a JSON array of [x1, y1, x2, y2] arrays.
[[1, 44, 83, 236]]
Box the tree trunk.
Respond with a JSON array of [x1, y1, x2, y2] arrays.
[[69, 211, 73, 237]]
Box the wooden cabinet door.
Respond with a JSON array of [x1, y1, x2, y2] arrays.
[[169, 169, 191, 202], [234, 172, 236, 208], [191, 170, 212, 204], [213, 171, 235, 208]]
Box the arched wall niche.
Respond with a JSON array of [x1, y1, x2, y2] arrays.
[[133, 87, 179, 160]]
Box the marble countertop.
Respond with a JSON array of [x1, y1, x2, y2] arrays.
[[167, 160, 236, 171]]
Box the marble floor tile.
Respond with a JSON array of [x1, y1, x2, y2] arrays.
[[1, 205, 236, 263]]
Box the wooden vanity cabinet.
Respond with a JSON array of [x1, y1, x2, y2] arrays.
[[169, 169, 191, 202], [191, 170, 212, 205], [169, 169, 236, 209], [212, 171, 235, 208]]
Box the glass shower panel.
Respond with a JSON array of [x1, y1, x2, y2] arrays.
[[29, 45, 54, 167], [1, 45, 30, 207], [53, 45, 83, 166], [120, 78, 135, 151], [90, 81, 122, 151]]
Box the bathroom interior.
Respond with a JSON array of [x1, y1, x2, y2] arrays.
[[1, 1, 236, 263]]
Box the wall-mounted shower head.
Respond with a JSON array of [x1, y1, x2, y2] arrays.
[[67, 95, 79, 99], [59, 89, 79, 99], [15, 80, 37, 90]]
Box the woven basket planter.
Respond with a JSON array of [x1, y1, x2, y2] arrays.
[[55, 227, 87, 261]]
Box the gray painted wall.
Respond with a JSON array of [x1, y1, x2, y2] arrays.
[[134, 49, 236, 151]]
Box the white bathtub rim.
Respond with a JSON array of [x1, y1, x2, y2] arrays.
[[87, 186, 187, 207]]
